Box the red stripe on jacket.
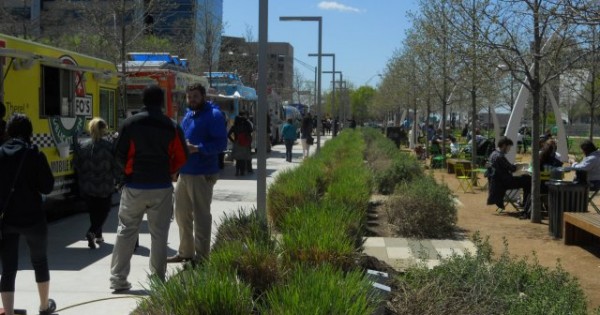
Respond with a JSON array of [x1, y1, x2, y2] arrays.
[[125, 139, 136, 175]]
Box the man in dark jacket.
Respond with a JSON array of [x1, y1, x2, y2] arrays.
[[109, 85, 188, 291]]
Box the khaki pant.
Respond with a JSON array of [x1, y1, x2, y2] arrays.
[[110, 186, 173, 282], [174, 174, 218, 261]]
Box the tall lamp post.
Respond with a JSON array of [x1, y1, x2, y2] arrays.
[[280, 16, 323, 152], [309, 53, 335, 136], [323, 70, 342, 129], [256, 0, 268, 223]]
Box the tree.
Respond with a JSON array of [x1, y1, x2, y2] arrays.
[[480, 0, 590, 223], [561, 23, 600, 140], [414, 0, 462, 157], [350, 86, 376, 124]]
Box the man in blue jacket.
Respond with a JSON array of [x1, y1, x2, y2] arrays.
[[167, 83, 228, 264]]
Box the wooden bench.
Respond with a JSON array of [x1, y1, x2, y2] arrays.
[[564, 212, 600, 245]]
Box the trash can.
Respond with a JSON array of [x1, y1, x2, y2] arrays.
[[547, 181, 588, 238]]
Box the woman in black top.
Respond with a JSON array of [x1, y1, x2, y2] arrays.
[[0, 114, 56, 315]]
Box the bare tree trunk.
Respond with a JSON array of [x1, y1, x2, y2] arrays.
[[530, 2, 542, 224]]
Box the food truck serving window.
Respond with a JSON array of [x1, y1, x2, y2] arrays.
[[42, 66, 75, 117]]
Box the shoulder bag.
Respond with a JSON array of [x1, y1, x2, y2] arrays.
[[0, 150, 27, 240]]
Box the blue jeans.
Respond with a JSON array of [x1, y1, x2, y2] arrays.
[[284, 139, 294, 161]]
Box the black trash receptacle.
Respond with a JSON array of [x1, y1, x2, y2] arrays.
[[547, 182, 588, 238]]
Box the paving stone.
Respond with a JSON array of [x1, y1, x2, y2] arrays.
[[363, 247, 388, 259], [430, 239, 460, 248], [407, 239, 438, 260], [363, 237, 386, 248], [386, 247, 412, 259], [384, 237, 409, 247]]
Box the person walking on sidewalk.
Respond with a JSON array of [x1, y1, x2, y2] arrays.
[[300, 114, 313, 158], [281, 118, 297, 162], [228, 115, 253, 176], [0, 114, 56, 315], [73, 117, 119, 249], [167, 83, 227, 264], [109, 85, 188, 291]]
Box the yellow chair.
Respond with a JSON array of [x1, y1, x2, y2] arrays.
[[455, 163, 474, 193]]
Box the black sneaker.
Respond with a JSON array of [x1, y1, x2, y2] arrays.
[[86, 232, 96, 249], [39, 298, 56, 315]]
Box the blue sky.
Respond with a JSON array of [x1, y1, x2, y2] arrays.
[[222, 0, 419, 90]]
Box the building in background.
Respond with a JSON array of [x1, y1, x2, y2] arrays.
[[219, 37, 294, 103]]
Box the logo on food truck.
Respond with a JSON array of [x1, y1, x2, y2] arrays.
[[48, 56, 89, 161]]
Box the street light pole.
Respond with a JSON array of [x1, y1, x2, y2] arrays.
[[280, 16, 323, 152], [323, 70, 342, 127], [309, 53, 335, 132], [257, 0, 268, 223]]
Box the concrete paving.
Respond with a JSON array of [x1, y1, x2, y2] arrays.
[[4, 134, 475, 314]]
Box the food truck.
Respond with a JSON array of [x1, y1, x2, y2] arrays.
[[123, 52, 208, 123], [0, 34, 120, 198]]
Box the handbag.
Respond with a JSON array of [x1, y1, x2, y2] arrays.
[[0, 150, 27, 240], [307, 136, 314, 145]]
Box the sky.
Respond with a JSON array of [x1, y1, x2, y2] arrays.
[[222, 0, 419, 91]]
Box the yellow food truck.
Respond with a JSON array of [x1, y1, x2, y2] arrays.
[[0, 34, 120, 198]]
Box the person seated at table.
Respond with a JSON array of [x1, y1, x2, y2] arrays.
[[486, 137, 532, 217], [568, 140, 600, 190], [448, 135, 460, 156], [539, 139, 563, 195]]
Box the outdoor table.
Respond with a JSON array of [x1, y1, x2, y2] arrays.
[[546, 181, 588, 238], [446, 159, 471, 174]]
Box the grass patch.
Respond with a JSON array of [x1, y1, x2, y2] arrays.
[[261, 263, 378, 315], [267, 159, 325, 229], [212, 206, 273, 251], [135, 265, 254, 315], [279, 201, 360, 271]]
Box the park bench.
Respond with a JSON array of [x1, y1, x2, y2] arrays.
[[563, 212, 600, 246]]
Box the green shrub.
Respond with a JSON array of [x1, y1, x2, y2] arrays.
[[391, 234, 588, 315], [212, 206, 273, 251], [279, 202, 359, 270], [362, 128, 423, 195], [386, 175, 457, 238], [136, 264, 254, 315], [261, 264, 378, 315], [373, 154, 423, 195]]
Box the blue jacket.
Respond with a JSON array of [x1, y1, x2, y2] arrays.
[[179, 102, 228, 175], [282, 122, 297, 141]]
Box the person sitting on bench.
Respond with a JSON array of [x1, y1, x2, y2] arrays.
[[486, 137, 532, 216], [568, 140, 600, 190]]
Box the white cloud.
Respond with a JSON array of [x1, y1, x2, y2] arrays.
[[318, 1, 361, 13]]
